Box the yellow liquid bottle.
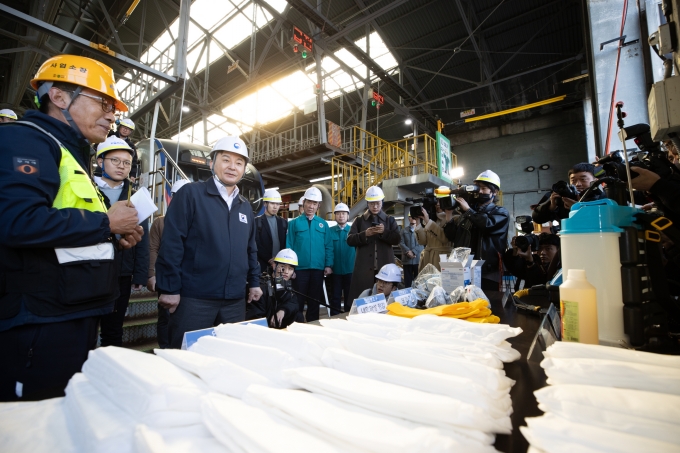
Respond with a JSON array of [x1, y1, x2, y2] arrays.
[[559, 269, 599, 344]]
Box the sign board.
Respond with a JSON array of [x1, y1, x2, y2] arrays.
[[181, 318, 268, 350], [389, 288, 416, 307], [372, 90, 384, 105], [293, 26, 313, 52], [436, 131, 453, 183], [460, 108, 476, 118], [353, 293, 387, 314]]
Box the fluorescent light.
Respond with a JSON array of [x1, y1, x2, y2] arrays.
[[182, 106, 190, 112], [403, 132, 414, 138], [451, 167, 464, 179], [268, 187, 279, 190], [405, 118, 412, 125], [309, 175, 342, 183]]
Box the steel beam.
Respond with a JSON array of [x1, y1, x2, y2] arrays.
[[129, 80, 185, 121], [406, 65, 479, 85], [0, 4, 177, 84], [413, 55, 583, 108], [322, 0, 410, 45], [174, 0, 190, 79]]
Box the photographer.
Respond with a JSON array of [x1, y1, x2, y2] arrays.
[[347, 186, 401, 303], [629, 167, 680, 225], [532, 163, 606, 224], [443, 170, 509, 291], [503, 233, 561, 288], [415, 187, 453, 272], [246, 249, 302, 329]]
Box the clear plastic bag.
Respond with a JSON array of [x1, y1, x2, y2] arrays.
[[426, 277, 442, 291], [412, 264, 440, 302], [464, 285, 490, 306], [449, 286, 466, 303], [448, 247, 472, 263], [425, 286, 450, 308]]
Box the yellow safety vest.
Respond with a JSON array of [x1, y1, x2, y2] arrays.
[[14, 121, 107, 212], [53, 145, 107, 212]]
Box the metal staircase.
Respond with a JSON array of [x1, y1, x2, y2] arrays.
[[331, 127, 444, 209]]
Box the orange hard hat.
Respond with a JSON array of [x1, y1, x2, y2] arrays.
[[31, 54, 128, 112]]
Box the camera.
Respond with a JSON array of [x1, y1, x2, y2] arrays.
[[515, 215, 534, 234], [515, 234, 539, 253], [551, 180, 580, 200], [406, 188, 438, 221]]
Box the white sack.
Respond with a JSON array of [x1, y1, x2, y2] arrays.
[[201, 392, 338, 453], [134, 424, 228, 453], [321, 347, 512, 417], [319, 318, 394, 338], [544, 341, 680, 369], [284, 366, 512, 434], [520, 413, 679, 453], [387, 338, 503, 369], [154, 348, 273, 398], [0, 398, 76, 453], [541, 357, 680, 395], [189, 336, 300, 388], [396, 331, 521, 362]]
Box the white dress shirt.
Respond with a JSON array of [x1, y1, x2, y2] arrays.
[[214, 175, 240, 209]]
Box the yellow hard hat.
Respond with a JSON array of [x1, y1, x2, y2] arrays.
[[31, 55, 128, 112]]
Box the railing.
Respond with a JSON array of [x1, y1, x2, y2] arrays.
[[390, 134, 446, 177]]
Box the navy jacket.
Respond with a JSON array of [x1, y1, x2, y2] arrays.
[[100, 178, 150, 285], [156, 178, 260, 299], [0, 111, 114, 327], [254, 214, 288, 274]]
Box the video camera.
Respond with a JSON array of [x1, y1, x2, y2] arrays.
[[406, 188, 438, 221], [515, 215, 539, 252], [436, 185, 482, 210]]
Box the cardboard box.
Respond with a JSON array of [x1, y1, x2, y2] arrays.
[[440, 255, 474, 293], [470, 260, 485, 287]]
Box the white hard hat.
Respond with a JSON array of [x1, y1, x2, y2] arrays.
[[96, 136, 134, 158], [274, 248, 298, 266], [0, 109, 17, 120], [365, 186, 384, 202], [211, 136, 249, 162], [171, 179, 190, 194], [334, 202, 349, 213], [376, 263, 402, 283], [298, 196, 305, 205], [474, 170, 501, 190], [263, 188, 282, 203], [119, 118, 135, 130], [303, 186, 322, 202]]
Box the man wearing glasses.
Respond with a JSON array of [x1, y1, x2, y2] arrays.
[[0, 55, 142, 401], [94, 136, 149, 348]]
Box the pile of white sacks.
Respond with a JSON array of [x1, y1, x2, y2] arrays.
[[0, 313, 523, 453], [522, 341, 680, 453]]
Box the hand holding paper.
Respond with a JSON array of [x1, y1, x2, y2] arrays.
[[130, 187, 158, 224]]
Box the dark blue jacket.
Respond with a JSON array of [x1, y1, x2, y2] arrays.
[[254, 214, 288, 274], [100, 178, 150, 285], [156, 178, 260, 299], [0, 111, 115, 328]]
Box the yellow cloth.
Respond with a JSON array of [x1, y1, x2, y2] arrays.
[[465, 315, 501, 324], [387, 299, 498, 323]]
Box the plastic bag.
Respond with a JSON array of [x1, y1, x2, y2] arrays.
[[425, 286, 450, 308], [413, 264, 440, 303], [448, 247, 472, 263], [426, 277, 442, 291], [449, 286, 465, 303], [465, 285, 490, 306]]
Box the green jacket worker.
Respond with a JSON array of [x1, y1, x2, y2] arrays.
[[0, 54, 142, 401], [329, 202, 355, 315], [156, 136, 262, 349], [286, 186, 333, 322]]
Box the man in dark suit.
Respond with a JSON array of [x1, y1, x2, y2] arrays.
[[255, 188, 288, 275]]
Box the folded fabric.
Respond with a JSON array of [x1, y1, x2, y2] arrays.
[[346, 312, 411, 329], [154, 348, 274, 398], [242, 385, 499, 453], [214, 323, 336, 366], [407, 314, 522, 340], [286, 321, 381, 341], [285, 366, 512, 434], [64, 373, 137, 453], [339, 334, 514, 393], [534, 384, 680, 445], [386, 338, 503, 369], [319, 318, 394, 338], [395, 331, 521, 363], [544, 341, 680, 369], [520, 413, 679, 453], [82, 347, 207, 422], [201, 392, 339, 453], [541, 357, 680, 395], [0, 398, 76, 453], [134, 424, 228, 453], [321, 347, 512, 417], [189, 336, 301, 388]]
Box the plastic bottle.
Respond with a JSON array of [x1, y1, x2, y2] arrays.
[[559, 269, 598, 344]]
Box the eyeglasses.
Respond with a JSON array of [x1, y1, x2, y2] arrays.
[[77, 92, 117, 113], [104, 157, 132, 168]]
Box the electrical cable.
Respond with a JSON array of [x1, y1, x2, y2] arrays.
[[603, 0, 628, 156]]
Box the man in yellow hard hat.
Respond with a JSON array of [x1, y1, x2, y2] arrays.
[[0, 54, 143, 401]]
